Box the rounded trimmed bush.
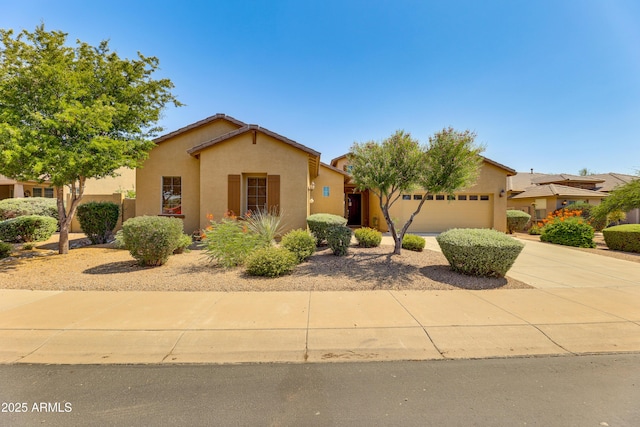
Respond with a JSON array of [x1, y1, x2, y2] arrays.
[[602, 224, 640, 253], [122, 216, 184, 266], [0, 215, 58, 243], [245, 246, 297, 277], [0, 241, 12, 258], [402, 234, 425, 252], [326, 225, 352, 256], [436, 228, 525, 277], [77, 201, 120, 244], [540, 218, 595, 248], [306, 213, 347, 245], [0, 197, 58, 221], [354, 227, 382, 248], [506, 210, 531, 234], [281, 229, 316, 263]]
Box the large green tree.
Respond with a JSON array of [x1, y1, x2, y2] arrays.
[[348, 128, 484, 254], [0, 25, 181, 254]]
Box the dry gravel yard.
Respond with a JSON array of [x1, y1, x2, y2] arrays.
[[0, 234, 531, 291]]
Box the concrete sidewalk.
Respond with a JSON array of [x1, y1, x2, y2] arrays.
[[1, 236, 639, 364], [1, 286, 639, 364]]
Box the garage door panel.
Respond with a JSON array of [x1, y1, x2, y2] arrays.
[[401, 198, 493, 233]]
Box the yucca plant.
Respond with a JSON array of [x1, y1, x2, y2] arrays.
[[244, 208, 286, 244]]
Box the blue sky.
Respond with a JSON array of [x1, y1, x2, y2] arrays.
[[3, 0, 640, 174]]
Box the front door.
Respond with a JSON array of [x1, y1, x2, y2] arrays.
[[347, 193, 361, 225]]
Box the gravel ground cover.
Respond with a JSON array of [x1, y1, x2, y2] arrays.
[[4, 231, 636, 292], [0, 234, 531, 291]]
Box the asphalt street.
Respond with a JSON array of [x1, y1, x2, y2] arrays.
[[1, 354, 639, 426]]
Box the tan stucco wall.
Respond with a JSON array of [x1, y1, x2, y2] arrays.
[[310, 165, 345, 217], [198, 132, 311, 232], [83, 167, 136, 195], [136, 120, 241, 233], [68, 193, 133, 233]]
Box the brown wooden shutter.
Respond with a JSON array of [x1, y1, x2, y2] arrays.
[[267, 174, 280, 214], [228, 174, 241, 216]]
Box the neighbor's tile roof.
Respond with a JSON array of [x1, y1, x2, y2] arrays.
[[590, 173, 638, 192], [510, 184, 608, 199], [531, 174, 605, 185], [509, 172, 638, 193]]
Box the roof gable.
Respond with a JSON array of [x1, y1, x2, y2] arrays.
[[186, 124, 320, 158], [153, 114, 246, 144]]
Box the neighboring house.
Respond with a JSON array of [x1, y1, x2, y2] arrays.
[[0, 168, 136, 201], [330, 154, 516, 233], [137, 114, 517, 235], [507, 171, 640, 223], [1, 169, 137, 232]]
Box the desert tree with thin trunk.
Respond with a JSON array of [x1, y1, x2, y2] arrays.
[[0, 25, 182, 254], [348, 128, 484, 254]]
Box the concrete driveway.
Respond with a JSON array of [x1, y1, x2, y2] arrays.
[[416, 235, 640, 289]]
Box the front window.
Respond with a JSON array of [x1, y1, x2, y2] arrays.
[[162, 176, 182, 215], [247, 177, 267, 213]]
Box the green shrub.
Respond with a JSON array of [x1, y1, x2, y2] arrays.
[[244, 208, 286, 244], [281, 229, 316, 263], [540, 217, 595, 248], [0, 215, 58, 243], [602, 224, 640, 253], [122, 216, 184, 266], [506, 210, 531, 234], [76, 201, 120, 244], [326, 225, 352, 256], [528, 223, 542, 235], [436, 228, 525, 277], [354, 227, 382, 248], [173, 233, 193, 254], [306, 213, 348, 245], [0, 197, 58, 221], [0, 241, 12, 258], [202, 218, 267, 268], [112, 230, 127, 249], [245, 246, 297, 277], [402, 234, 425, 252]]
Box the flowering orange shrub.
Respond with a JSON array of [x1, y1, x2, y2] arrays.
[[538, 209, 586, 228], [538, 209, 596, 248]]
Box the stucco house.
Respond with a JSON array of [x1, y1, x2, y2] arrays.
[[136, 113, 516, 235], [507, 171, 640, 223]]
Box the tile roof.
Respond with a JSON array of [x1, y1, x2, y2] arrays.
[[509, 172, 639, 193], [531, 174, 605, 185], [509, 184, 608, 199]]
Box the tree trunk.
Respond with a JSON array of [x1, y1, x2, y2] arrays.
[[380, 203, 402, 255], [56, 187, 69, 254], [55, 178, 86, 255]]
